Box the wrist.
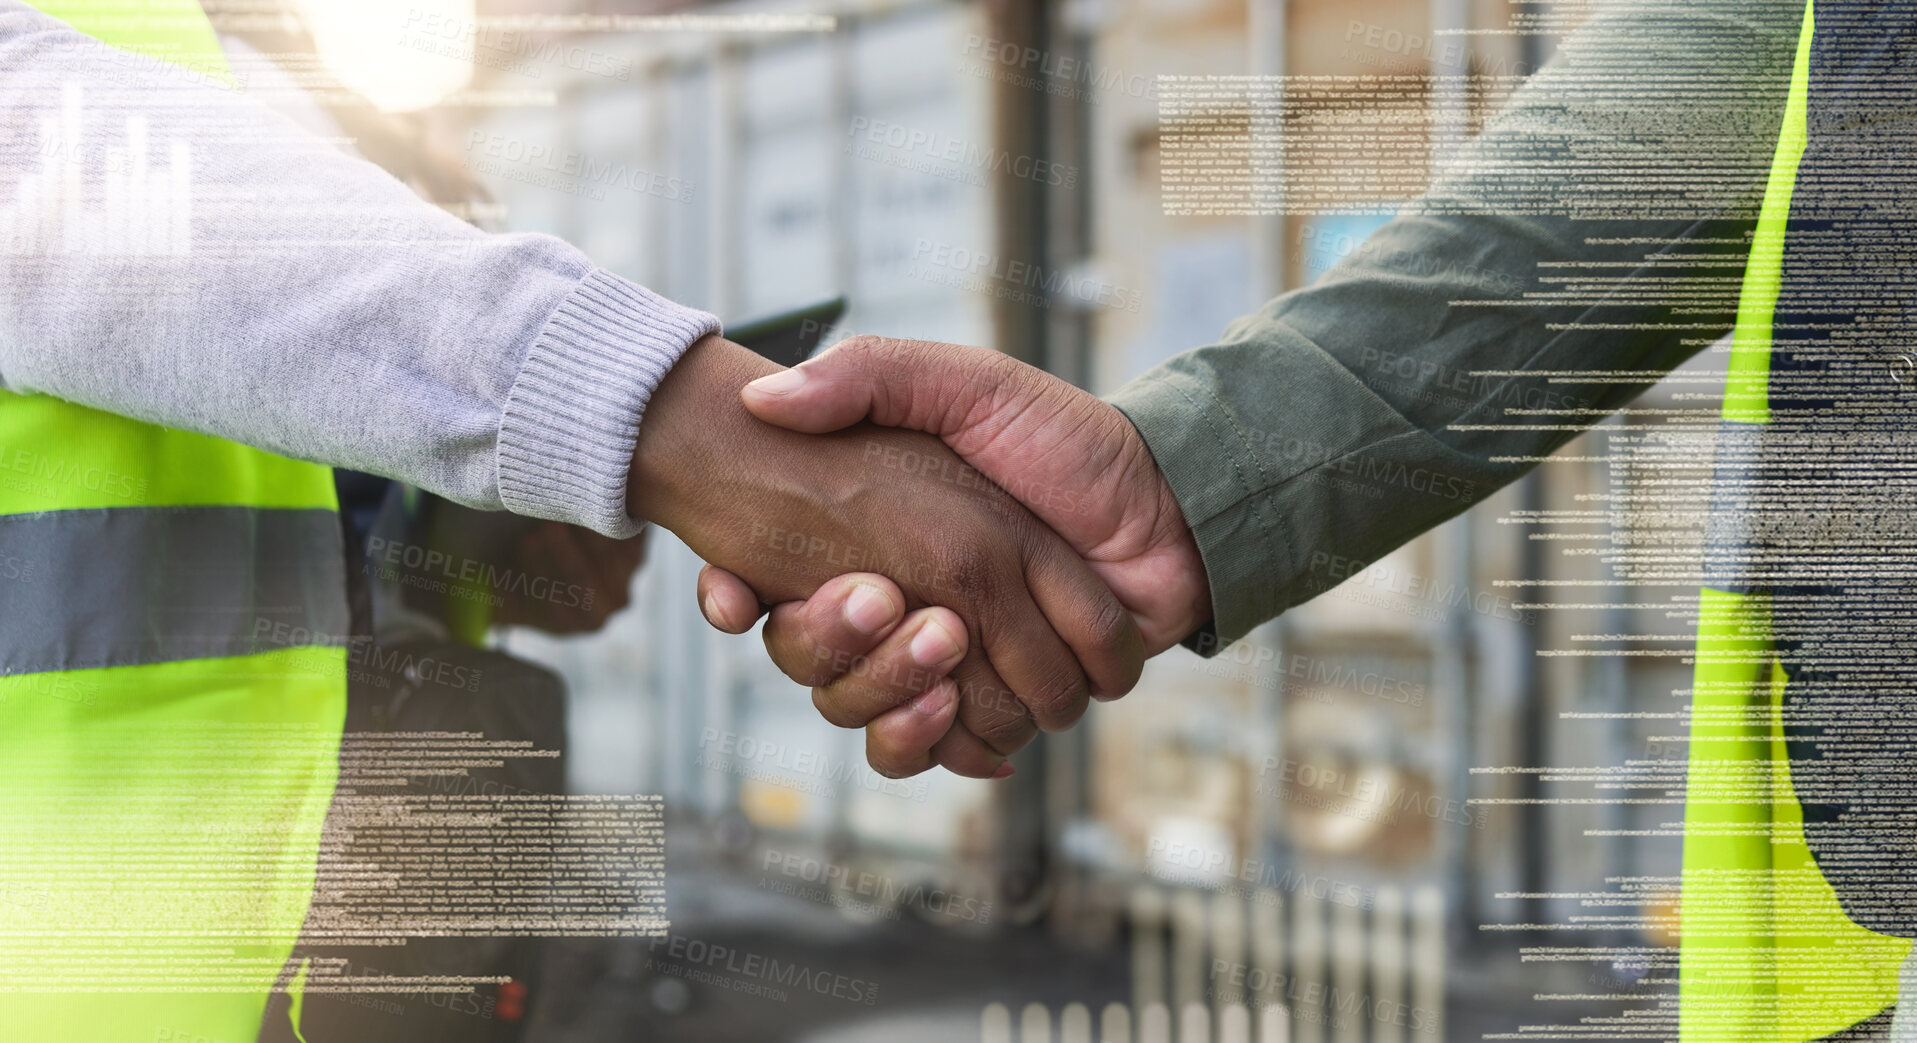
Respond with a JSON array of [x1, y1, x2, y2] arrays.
[[1146, 471, 1215, 652], [1112, 415, 1213, 653], [1166, 519, 1214, 646], [498, 269, 719, 537], [628, 334, 781, 530]]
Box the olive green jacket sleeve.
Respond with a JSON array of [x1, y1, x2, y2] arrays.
[[1110, 0, 1801, 648]]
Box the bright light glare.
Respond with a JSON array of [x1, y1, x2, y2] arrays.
[[297, 0, 475, 113]]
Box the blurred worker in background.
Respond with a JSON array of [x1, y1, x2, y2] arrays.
[[0, 1, 1144, 1040]]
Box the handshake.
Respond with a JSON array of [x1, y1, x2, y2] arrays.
[[628, 332, 1213, 781]]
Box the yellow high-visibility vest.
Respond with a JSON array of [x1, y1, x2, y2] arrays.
[[1681, 2, 1914, 1038], [0, 5, 348, 1041]]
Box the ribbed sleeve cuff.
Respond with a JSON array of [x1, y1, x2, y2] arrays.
[[497, 268, 720, 537]]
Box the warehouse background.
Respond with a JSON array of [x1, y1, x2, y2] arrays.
[[303, 0, 1709, 1037]]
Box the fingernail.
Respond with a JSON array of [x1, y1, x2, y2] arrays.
[[991, 762, 1016, 780], [843, 584, 896, 635], [909, 618, 963, 667], [909, 681, 956, 718], [746, 368, 807, 397], [701, 591, 723, 627]]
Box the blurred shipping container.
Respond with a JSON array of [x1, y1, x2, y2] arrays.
[[425, 0, 1705, 1036]]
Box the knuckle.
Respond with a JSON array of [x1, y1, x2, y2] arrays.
[[972, 713, 1035, 756], [867, 749, 924, 781], [961, 688, 1036, 754], [768, 628, 835, 686], [837, 333, 890, 356], [957, 679, 1019, 721], [929, 530, 1005, 604], [857, 656, 935, 708], [1079, 595, 1138, 679], [1023, 668, 1091, 730], [841, 334, 917, 374], [812, 687, 870, 730], [939, 513, 1019, 590]]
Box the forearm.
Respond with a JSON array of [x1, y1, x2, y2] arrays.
[[1112, 0, 1800, 644], [0, 3, 716, 536]]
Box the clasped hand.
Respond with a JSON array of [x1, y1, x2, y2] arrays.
[[633, 334, 1210, 780]]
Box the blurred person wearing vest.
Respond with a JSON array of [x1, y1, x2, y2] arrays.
[[0, 1, 1150, 1040]]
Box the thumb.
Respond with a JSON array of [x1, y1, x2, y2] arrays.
[[739, 335, 1006, 437]]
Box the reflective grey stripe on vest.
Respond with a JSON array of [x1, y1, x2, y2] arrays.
[[1703, 419, 1767, 594], [0, 506, 349, 676]]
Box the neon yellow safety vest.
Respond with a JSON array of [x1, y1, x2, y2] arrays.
[[1681, 2, 1914, 1038], [0, 4, 348, 1041]]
